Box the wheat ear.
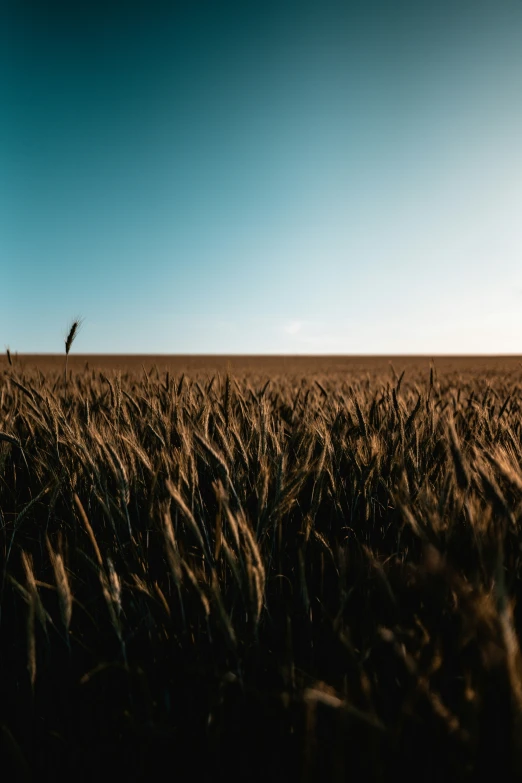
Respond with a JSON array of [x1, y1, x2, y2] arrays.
[[64, 318, 82, 402]]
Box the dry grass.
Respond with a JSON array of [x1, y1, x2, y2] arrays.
[[1, 357, 522, 781]]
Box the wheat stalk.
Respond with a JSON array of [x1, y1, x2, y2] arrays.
[[46, 536, 73, 644], [64, 318, 83, 402]]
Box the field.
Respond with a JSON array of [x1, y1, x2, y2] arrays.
[[2, 354, 522, 781]]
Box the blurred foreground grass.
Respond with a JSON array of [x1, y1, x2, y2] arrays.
[[1, 360, 522, 781]]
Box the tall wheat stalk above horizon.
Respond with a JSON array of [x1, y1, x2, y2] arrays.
[[64, 318, 82, 402]]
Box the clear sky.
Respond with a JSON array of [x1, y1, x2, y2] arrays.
[[3, 0, 522, 354]]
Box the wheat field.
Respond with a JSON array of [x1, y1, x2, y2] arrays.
[[2, 354, 522, 781]]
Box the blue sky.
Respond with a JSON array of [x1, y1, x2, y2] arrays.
[[3, 0, 522, 354]]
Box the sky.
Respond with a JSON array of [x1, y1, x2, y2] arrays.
[[3, 0, 522, 354]]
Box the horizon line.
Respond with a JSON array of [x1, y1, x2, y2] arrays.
[[8, 352, 522, 359]]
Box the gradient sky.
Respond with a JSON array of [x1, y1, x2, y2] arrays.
[[3, 0, 522, 354]]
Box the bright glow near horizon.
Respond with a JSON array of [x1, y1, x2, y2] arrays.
[[3, 1, 522, 354]]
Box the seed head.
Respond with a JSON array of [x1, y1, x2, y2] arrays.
[[65, 318, 83, 356]]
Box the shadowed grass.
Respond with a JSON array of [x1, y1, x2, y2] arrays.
[[1, 361, 522, 780]]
